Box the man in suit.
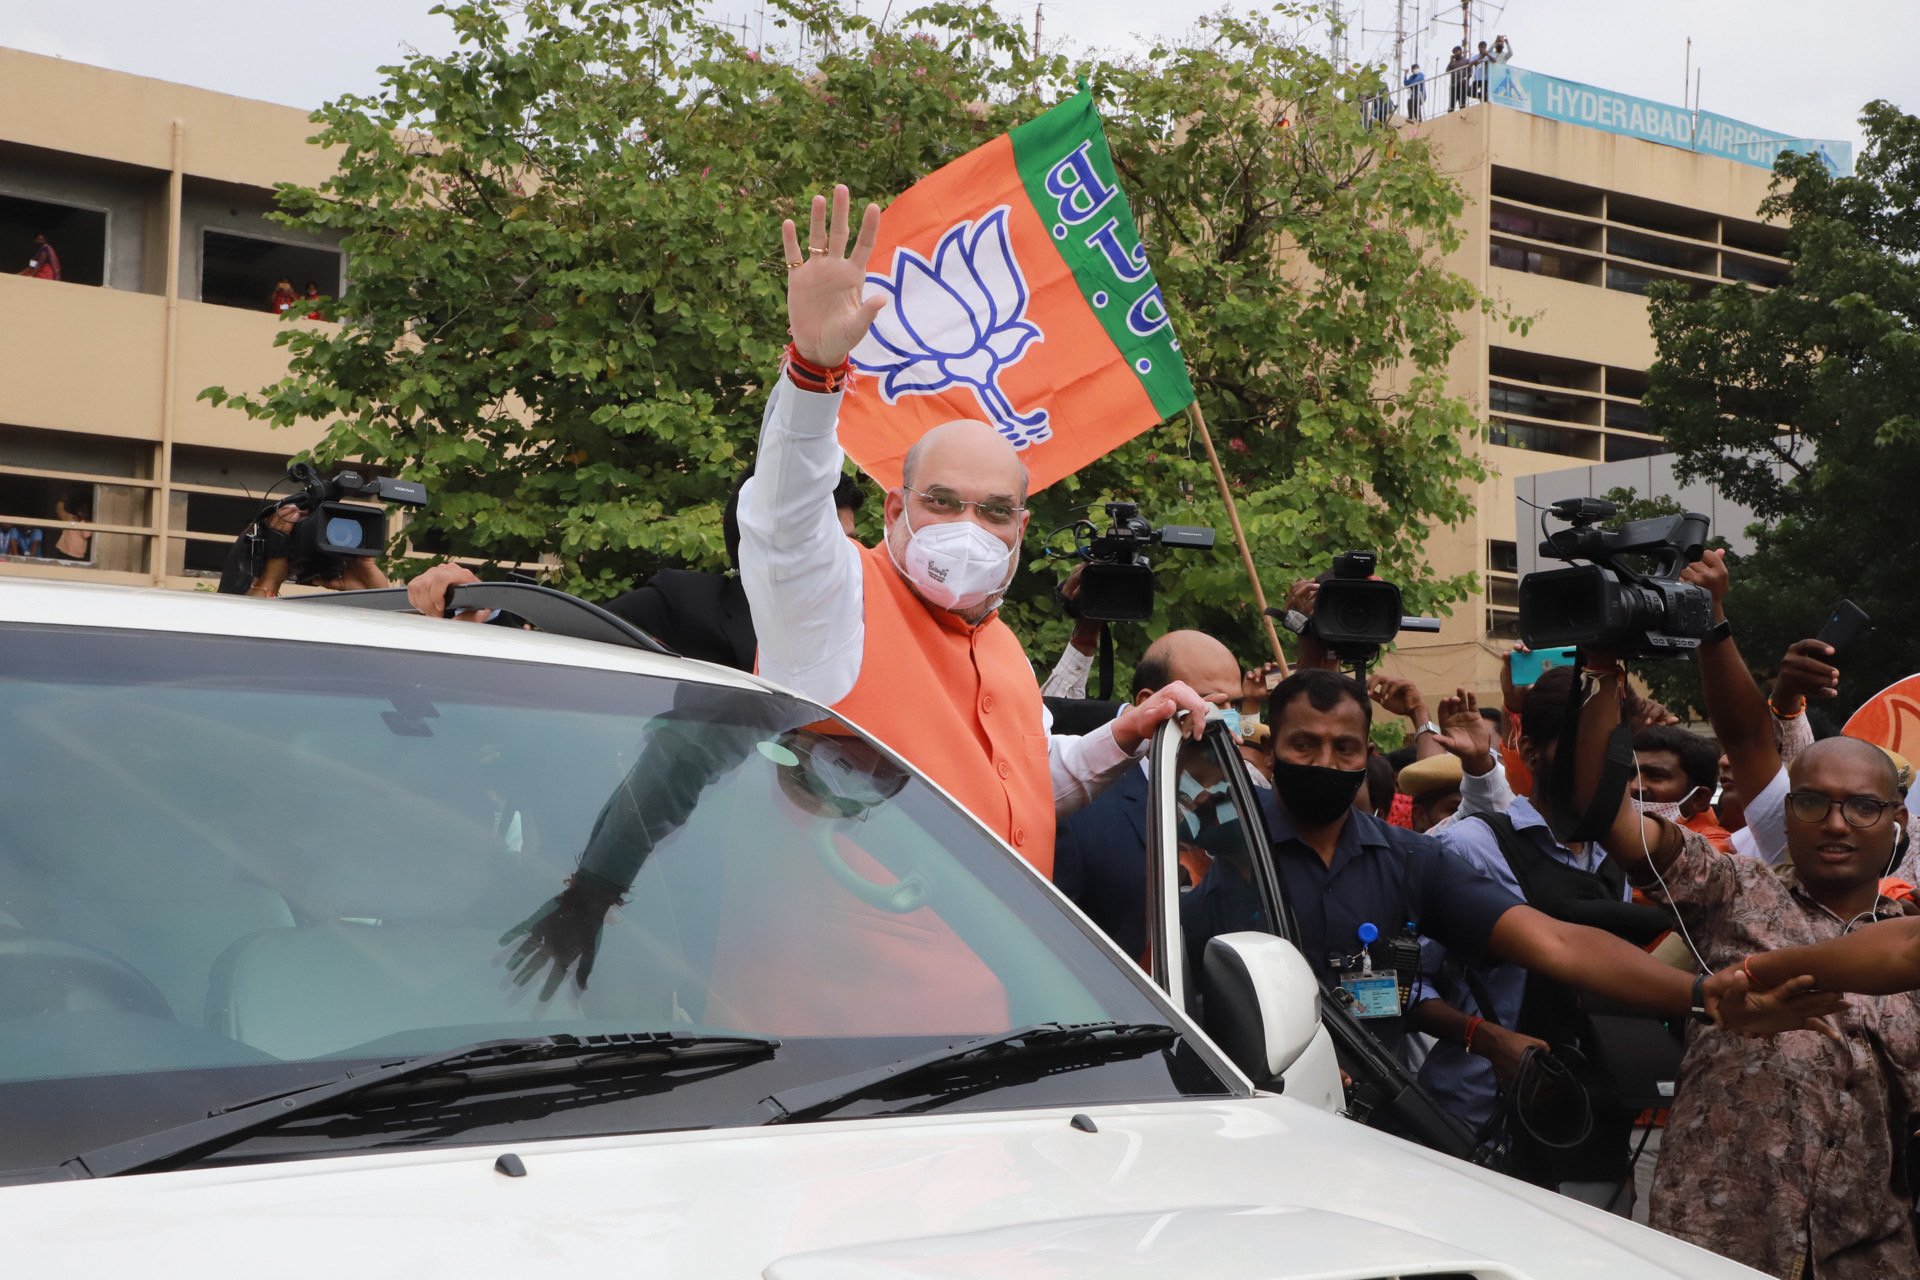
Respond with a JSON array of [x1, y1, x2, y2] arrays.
[[1053, 630, 1245, 959], [602, 467, 865, 671]]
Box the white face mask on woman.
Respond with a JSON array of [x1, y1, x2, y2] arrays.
[[886, 505, 1016, 613]]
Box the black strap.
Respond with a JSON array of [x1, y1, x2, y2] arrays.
[[1472, 813, 1669, 947], [1544, 672, 1636, 844], [1096, 622, 1114, 702]]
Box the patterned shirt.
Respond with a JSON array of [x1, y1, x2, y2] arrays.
[[1644, 827, 1920, 1279]]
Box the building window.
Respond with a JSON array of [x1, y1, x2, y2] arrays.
[[1487, 418, 1600, 459], [1603, 433, 1670, 462], [0, 192, 107, 287], [0, 424, 154, 574], [200, 230, 342, 313], [1487, 607, 1521, 641], [1488, 539, 1518, 574]]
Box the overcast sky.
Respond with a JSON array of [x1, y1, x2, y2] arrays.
[[9, 0, 1911, 155]]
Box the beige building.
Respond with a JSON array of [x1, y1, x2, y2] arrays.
[[0, 48, 1831, 686], [0, 47, 339, 588], [1375, 74, 1820, 697]]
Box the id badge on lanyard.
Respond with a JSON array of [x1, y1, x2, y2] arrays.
[[1339, 922, 1402, 1019]]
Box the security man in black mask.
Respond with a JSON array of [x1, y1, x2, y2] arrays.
[[1248, 669, 1824, 1063]]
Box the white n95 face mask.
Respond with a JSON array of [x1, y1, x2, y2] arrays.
[[888, 507, 1016, 613]]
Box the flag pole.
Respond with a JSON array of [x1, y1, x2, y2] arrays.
[[1187, 401, 1289, 675]]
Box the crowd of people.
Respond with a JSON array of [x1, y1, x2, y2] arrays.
[[1394, 34, 1512, 123], [228, 184, 1920, 1279], [0, 483, 93, 564]]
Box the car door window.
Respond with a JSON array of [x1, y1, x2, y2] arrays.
[[1146, 720, 1288, 1009]]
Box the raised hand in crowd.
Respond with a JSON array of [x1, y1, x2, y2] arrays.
[[1771, 637, 1841, 715], [1427, 687, 1499, 774], [782, 184, 886, 367], [1367, 672, 1444, 758], [1237, 661, 1284, 715]]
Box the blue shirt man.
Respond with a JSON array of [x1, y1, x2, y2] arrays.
[[1235, 668, 1710, 1065]]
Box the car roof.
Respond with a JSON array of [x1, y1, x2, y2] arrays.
[[0, 578, 777, 694]]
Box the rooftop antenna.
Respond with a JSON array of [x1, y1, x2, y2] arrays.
[[1683, 35, 1691, 105], [1032, 2, 1042, 61]]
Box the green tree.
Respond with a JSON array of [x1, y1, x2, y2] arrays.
[[208, 0, 1491, 673], [1645, 102, 1920, 723]]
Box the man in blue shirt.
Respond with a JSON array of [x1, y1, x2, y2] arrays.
[[1246, 669, 1747, 1066], [1413, 665, 1674, 1207]]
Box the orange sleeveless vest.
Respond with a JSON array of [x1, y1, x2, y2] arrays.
[[830, 541, 1056, 878]]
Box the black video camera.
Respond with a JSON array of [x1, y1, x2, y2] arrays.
[[1266, 550, 1437, 670], [1518, 497, 1712, 659], [218, 461, 428, 592], [1068, 501, 1216, 623]]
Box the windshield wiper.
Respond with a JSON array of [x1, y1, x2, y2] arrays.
[[754, 1021, 1179, 1125], [64, 1031, 779, 1179]]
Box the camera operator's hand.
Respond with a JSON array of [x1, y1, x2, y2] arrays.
[[1679, 547, 1730, 621], [243, 503, 302, 598], [1772, 637, 1840, 715], [406, 562, 493, 622], [1284, 577, 1320, 617], [1432, 688, 1498, 775], [1056, 564, 1103, 656], [1112, 679, 1213, 751]]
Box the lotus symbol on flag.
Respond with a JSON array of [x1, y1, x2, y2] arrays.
[[852, 206, 1051, 446]]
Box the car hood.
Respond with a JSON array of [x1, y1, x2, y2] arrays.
[[4, 1096, 1761, 1279]]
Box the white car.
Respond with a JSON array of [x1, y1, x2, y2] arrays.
[[0, 578, 1763, 1277]]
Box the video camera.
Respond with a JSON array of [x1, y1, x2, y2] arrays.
[[1518, 497, 1712, 659], [1267, 550, 1437, 670], [1066, 501, 1216, 623], [219, 461, 428, 591]]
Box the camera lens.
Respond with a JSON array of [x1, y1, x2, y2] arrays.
[[323, 516, 364, 549]]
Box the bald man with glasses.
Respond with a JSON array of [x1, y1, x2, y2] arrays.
[[1575, 656, 1916, 1277], [735, 185, 1211, 877]]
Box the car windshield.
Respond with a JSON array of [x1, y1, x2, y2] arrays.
[[0, 623, 1227, 1176]]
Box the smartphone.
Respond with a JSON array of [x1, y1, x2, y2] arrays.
[[1509, 645, 1576, 687], [1815, 600, 1871, 664]]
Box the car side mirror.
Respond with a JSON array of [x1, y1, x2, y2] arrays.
[[1198, 932, 1322, 1089]]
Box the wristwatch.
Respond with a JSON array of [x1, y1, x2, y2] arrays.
[[1689, 973, 1714, 1026], [1413, 720, 1442, 740], [1276, 608, 1310, 637], [1702, 617, 1734, 645]]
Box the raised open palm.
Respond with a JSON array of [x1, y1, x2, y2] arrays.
[[782, 184, 886, 368]]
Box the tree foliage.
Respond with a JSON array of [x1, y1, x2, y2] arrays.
[[208, 0, 1491, 668], [1645, 102, 1920, 722]]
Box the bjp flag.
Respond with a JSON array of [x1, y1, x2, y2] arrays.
[[842, 90, 1195, 493]]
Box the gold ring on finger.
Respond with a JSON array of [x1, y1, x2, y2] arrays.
[[808, 246, 827, 256], [786, 259, 805, 270]]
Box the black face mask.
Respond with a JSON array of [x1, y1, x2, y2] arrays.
[[1272, 759, 1367, 827]]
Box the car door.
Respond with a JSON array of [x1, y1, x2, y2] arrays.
[[1143, 718, 1341, 1110]]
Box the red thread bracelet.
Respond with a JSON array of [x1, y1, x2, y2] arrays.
[[1464, 1015, 1485, 1053], [1742, 955, 1758, 985], [784, 342, 853, 393]]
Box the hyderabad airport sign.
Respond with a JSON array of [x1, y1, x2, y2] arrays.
[[1488, 64, 1853, 176]]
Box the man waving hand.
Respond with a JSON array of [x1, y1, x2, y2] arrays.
[[737, 185, 1209, 876]]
